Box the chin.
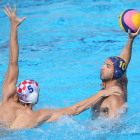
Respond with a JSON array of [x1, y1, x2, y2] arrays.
[[100, 75, 111, 81], [100, 76, 104, 81], [100, 75, 103, 79]]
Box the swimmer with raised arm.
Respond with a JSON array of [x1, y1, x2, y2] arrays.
[[0, 4, 122, 129], [91, 27, 140, 118]]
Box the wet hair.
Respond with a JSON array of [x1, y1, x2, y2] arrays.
[[18, 99, 30, 106]]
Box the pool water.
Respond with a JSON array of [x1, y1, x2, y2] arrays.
[[0, 0, 140, 139]]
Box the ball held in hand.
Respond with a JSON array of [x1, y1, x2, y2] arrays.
[[119, 9, 140, 33]]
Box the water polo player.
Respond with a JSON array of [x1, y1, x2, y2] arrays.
[[0, 4, 124, 129], [91, 28, 140, 118]]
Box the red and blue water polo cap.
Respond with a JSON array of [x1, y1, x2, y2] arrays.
[[17, 80, 39, 104], [108, 56, 126, 80]]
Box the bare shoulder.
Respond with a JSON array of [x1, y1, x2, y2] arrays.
[[2, 82, 17, 103], [107, 94, 124, 108], [33, 109, 55, 123]]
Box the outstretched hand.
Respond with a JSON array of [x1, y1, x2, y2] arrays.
[[3, 4, 26, 28], [128, 26, 140, 39], [104, 86, 122, 97]]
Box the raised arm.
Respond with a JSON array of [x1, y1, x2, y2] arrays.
[[120, 27, 140, 66], [36, 86, 122, 123], [119, 27, 140, 83], [2, 4, 26, 103]]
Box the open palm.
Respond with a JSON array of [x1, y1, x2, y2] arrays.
[[3, 4, 26, 27]]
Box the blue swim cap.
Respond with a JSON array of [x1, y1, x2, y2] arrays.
[[108, 56, 126, 80]]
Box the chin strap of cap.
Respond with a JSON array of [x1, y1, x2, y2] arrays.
[[100, 79, 117, 87], [100, 81, 106, 87]]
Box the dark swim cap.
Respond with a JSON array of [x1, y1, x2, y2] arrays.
[[108, 56, 126, 80]]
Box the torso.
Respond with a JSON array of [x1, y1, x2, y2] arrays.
[[91, 82, 127, 118]]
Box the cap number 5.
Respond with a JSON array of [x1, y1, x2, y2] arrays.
[[28, 85, 33, 93]]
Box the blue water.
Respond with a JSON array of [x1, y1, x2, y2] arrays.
[[0, 0, 140, 139]]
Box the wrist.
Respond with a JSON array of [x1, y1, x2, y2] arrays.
[[11, 24, 18, 30], [11, 26, 18, 32], [97, 90, 105, 97], [128, 37, 134, 42]]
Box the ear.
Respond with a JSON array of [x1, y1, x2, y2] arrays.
[[29, 92, 38, 104]]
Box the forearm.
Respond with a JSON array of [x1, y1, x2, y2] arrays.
[[69, 90, 105, 116], [119, 38, 134, 66], [46, 87, 121, 122], [46, 93, 103, 122], [119, 26, 140, 66], [45, 92, 103, 122], [2, 4, 26, 101], [9, 26, 19, 65]]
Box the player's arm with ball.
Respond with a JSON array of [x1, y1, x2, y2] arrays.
[[119, 27, 140, 84], [119, 9, 140, 84], [120, 27, 140, 67]]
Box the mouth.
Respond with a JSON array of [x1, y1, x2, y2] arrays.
[[100, 71, 103, 76]]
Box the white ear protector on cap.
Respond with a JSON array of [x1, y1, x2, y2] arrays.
[[28, 91, 39, 104]]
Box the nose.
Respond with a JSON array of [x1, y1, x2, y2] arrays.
[[101, 65, 104, 70]]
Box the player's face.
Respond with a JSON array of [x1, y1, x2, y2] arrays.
[[100, 59, 112, 81]]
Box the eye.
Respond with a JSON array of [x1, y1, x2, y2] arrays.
[[107, 65, 110, 68]]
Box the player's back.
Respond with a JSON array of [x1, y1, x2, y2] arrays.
[[0, 100, 38, 129]]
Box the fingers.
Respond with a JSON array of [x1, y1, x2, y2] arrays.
[[19, 17, 27, 24], [22, 17, 27, 21], [14, 4, 17, 15], [8, 4, 12, 14], [128, 29, 131, 34], [113, 92, 121, 96], [3, 4, 26, 27], [128, 26, 140, 38], [112, 86, 122, 94], [136, 25, 140, 35], [3, 4, 16, 16], [3, 10, 9, 17], [3, 6, 10, 16], [3, 4, 13, 16], [128, 29, 132, 38]]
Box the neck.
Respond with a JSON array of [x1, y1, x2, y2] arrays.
[[103, 79, 120, 88], [18, 100, 33, 110]]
